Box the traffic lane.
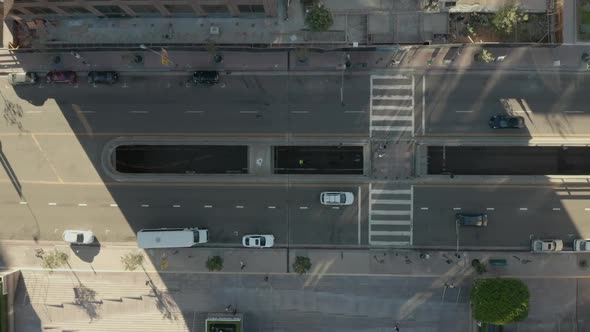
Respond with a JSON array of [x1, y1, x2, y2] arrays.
[[288, 186, 366, 245], [413, 185, 589, 248], [7, 76, 368, 135], [424, 73, 590, 135]]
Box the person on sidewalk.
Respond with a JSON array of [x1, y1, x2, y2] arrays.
[[394, 324, 400, 331]]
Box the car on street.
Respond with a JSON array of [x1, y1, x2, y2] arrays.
[[192, 71, 219, 85], [46, 71, 77, 84], [88, 71, 119, 84], [320, 192, 354, 206], [489, 114, 525, 129], [456, 213, 488, 227], [532, 239, 563, 252], [62, 230, 95, 245], [8, 72, 38, 85], [242, 234, 275, 248], [574, 239, 590, 251]]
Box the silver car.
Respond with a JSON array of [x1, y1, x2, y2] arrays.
[[62, 230, 95, 245], [532, 239, 563, 252], [574, 239, 590, 251], [320, 192, 354, 206]]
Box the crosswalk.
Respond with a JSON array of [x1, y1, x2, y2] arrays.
[[369, 184, 413, 246], [370, 74, 415, 138]]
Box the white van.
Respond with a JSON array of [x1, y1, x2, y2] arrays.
[[8, 72, 38, 85], [137, 227, 208, 249]]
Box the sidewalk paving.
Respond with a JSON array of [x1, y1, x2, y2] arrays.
[[2, 240, 590, 279], [0, 44, 588, 75]]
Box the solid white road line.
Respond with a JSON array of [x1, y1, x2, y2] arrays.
[[455, 111, 473, 113]]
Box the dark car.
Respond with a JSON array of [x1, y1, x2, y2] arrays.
[[192, 71, 219, 85], [46, 71, 77, 84], [88, 71, 118, 84], [456, 213, 488, 227], [489, 115, 525, 129]]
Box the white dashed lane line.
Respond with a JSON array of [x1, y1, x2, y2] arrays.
[[299, 206, 309, 210], [129, 111, 149, 114], [420, 207, 429, 210], [520, 208, 528, 211], [204, 205, 213, 208], [267, 206, 276, 209], [172, 205, 181, 208], [141, 204, 150, 208], [553, 207, 561, 211], [235, 205, 244, 209], [19, 201, 27, 205], [453, 207, 461, 210], [486, 208, 495, 211], [48, 202, 57, 206], [77, 203, 87, 207], [110, 204, 118, 207]]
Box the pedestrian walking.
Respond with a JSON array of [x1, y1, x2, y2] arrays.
[[225, 305, 232, 312], [232, 308, 237, 315], [394, 324, 400, 331], [240, 261, 246, 270], [264, 276, 269, 282]]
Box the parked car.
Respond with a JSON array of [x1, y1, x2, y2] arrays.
[[88, 71, 118, 84], [574, 239, 590, 251], [320, 192, 354, 206], [46, 71, 77, 84], [8, 72, 38, 85], [192, 71, 219, 85], [489, 114, 525, 129], [456, 213, 488, 227], [532, 239, 563, 252], [242, 234, 275, 248], [62, 230, 95, 245]]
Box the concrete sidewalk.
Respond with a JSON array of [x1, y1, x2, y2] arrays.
[[2, 240, 589, 279], [0, 44, 589, 74]]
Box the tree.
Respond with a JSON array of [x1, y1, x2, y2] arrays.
[[492, 5, 528, 35], [121, 252, 144, 271], [471, 278, 529, 325], [292, 256, 312, 275], [471, 259, 487, 275], [42, 249, 69, 270], [477, 49, 496, 63], [305, 4, 333, 32], [206, 256, 223, 271]]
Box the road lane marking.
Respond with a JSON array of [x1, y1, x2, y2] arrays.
[[48, 202, 57, 206], [31, 134, 64, 184], [184, 111, 204, 114], [141, 204, 150, 207], [553, 208, 561, 211], [420, 207, 429, 210], [172, 204, 181, 208], [239, 111, 258, 114], [236, 205, 244, 208], [422, 75, 426, 136], [110, 204, 118, 207], [267, 206, 276, 209], [332, 206, 340, 209], [77, 203, 87, 207], [129, 111, 149, 114], [343, 110, 365, 113], [520, 207, 528, 211], [291, 111, 309, 114], [204, 205, 213, 208], [453, 207, 461, 210], [455, 111, 472, 113], [585, 208, 590, 211], [299, 206, 309, 210], [486, 208, 495, 211], [19, 201, 27, 205]]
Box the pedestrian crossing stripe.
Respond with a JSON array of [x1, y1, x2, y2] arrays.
[[370, 74, 415, 137], [368, 184, 413, 246]]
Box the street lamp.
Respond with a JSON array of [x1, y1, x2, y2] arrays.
[[139, 44, 174, 66]]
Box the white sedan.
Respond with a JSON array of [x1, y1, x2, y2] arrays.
[[320, 192, 354, 206], [242, 234, 275, 248], [62, 230, 95, 245], [574, 239, 590, 251]]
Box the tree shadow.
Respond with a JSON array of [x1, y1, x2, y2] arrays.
[[73, 284, 101, 321], [143, 269, 177, 320]]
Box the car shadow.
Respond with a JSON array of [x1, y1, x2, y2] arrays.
[[70, 238, 101, 263]]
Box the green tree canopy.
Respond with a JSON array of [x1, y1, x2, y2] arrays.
[[206, 256, 224, 271], [292, 256, 312, 275], [305, 4, 333, 32], [471, 278, 530, 325], [492, 5, 528, 34]]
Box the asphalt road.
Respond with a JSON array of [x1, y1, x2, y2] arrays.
[[9, 74, 370, 135], [422, 72, 590, 136], [0, 181, 366, 245], [413, 185, 590, 249]]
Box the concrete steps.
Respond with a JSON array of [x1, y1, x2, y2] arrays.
[[42, 312, 192, 332]]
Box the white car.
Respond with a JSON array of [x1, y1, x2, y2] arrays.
[[574, 239, 590, 251], [62, 230, 95, 245], [532, 239, 563, 252], [320, 192, 354, 206], [242, 234, 275, 248]]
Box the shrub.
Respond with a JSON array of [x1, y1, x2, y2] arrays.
[[42, 250, 69, 270], [206, 256, 224, 271], [121, 252, 144, 271], [292, 256, 312, 275], [492, 5, 528, 34]]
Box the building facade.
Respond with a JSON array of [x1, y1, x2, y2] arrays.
[[3, 0, 278, 19]]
